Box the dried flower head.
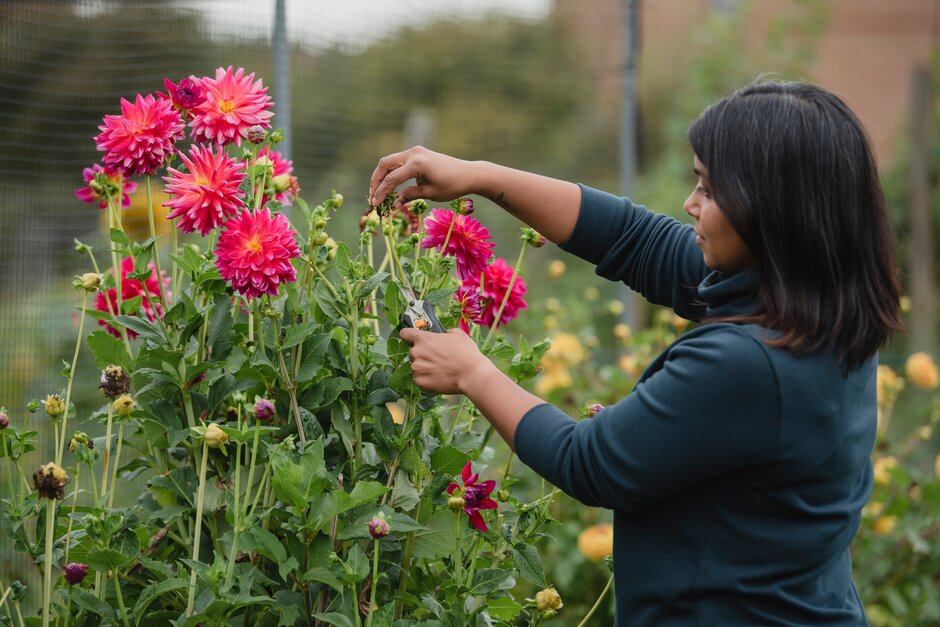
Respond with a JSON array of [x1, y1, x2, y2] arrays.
[[64, 562, 90, 585], [33, 462, 69, 500], [100, 365, 130, 399], [74, 272, 103, 293], [204, 423, 229, 449], [43, 394, 66, 419], [113, 394, 136, 418], [535, 587, 563, 612]]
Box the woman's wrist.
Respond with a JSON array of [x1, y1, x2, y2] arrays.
[[456, 353, 500, 399]]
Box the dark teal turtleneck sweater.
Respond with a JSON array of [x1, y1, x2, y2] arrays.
[[514, 185, 875, 626]]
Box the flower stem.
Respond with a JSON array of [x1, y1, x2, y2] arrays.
[[58, 291, 86, 466], [453, 511, 463, 589], [112, 572, 131, 627], [576, 574, 614, 627], [186, 438, 209, 617], [105, 198, 132, 356], [482, 241, 528, 350], [106, 421, 125, 510], [224, 408, 244, 589], [145, 177, 170, 314], [272, 313, 305, 447], [1, 434, 17, 512], [63, 465, 80, 566], [99, 403, 115, 505], [365, 539, 380, 627], [41, 500, 55, 627]]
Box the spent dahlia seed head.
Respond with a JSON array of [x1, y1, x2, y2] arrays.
[[535, 587, 563, 612], [95, 93, 185, 176], [368, 512, 390, 539], [64, 562, 90, 585], [420, 208, 495, 282], [75, 163, 137, 209], [99, 364, 130, 399], [33, 462, 69, 500], [214, 207, 301, 300], [190, 66, 274, 147], [113, 394, 135, 418], [204, 423, 229, 449], [464, 257, 528, 329], [74, 272, 102, 293], [43, 394, 65, 419], [163, 143, 247, 236], [253, 397, 275, 421]]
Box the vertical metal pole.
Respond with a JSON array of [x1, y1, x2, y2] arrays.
[[620, 0, 644, 329], [273, 0, 292, 162]]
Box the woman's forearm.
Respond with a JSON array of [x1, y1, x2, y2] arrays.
[[469, 161, 582, 245]]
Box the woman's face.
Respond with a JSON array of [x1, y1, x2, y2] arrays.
[[683, 156, 755, 274]]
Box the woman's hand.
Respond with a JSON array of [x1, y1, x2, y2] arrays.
[[369, 146, 476, 209], [398, 327, 492, 395]]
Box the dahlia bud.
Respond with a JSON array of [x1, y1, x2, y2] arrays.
[[451, 197, 473, 216], [33, 462, 69, 500], [586, 403, 603, 418], [246, 125, 266, 144], [329, 192, 344, 209], [100, 365, 130, 399], [448, 496, 466, 510], [204, 423, 229, 449], [0, 411, 8, 430], [68, 431, 90, 453], [521, 227, 547, 248], [73, 272, 102, 292], [535, 586, 563, 612], [253, 397, 275, 421], [407, 199, 429, 215], [254, 155, 274, 172], [113, 394, 135, 418], [542, 610, 557, 620], [27, 399, 39, 414], [368, 512, 390, 539], [64, 562, 89, 585], [496, 489, 511, 502], [269, 128, 285, 144], [314, 218, 328, 230], [325, 238, 338, 261], [88, 180, 104, 195], [312, 232, 329, 246], [43, 394, 66, 419], [272, 174, 292, 193]]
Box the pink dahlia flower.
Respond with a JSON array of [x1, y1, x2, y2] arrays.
[[163, 144, 247, 236], [190, 66, 274, 147], [159, 76, 205, 117], [95, 257, 170, 338], [95, 93, 185, 176], [447, 461, 498, 532], [464, 257, 528, 328], [75, 164, 137, 209], [454, 284, 484, 334], [257, 146, 298, 206], [215, 207, 300, 300], [420, 208, 495, 281]]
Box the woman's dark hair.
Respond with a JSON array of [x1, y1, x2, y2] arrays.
[[688, 79, 903, 370]]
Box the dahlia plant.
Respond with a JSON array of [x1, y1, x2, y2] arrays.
[[0, 68, 574, 627]]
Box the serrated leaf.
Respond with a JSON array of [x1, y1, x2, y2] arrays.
[[207, 292, 234, 361], [109, 228, 129, 246], [312, 612, 354, 627], [71, 587, 118, 623], [469, 568, 514, 595], [113, 314, 166, 344], [430, 446, 468, 477], [512, 543, 546, 587], [281, 321, 321, 350], [384, 282, 404, 327], [86, 330, 131, 370], [412, 510, 456, 560], [133, 578, 188, 624]]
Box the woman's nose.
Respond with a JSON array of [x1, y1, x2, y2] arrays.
[[683, 193, 698, 219]]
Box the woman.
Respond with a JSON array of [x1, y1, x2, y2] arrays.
[[369, 80, 902, 625]]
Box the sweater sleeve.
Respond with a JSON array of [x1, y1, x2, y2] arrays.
[[514, 327, 781, 511], [562, 184, 709, 320]]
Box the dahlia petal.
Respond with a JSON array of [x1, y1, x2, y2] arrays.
[[461, 460, 473, 483], [466, 510, 488, 532]]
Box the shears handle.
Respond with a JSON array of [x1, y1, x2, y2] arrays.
[[402, 300, 445, 333]]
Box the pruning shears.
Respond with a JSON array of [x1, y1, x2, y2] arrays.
[[397, 275, 445, 333]]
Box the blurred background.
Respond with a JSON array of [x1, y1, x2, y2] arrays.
[[2, 1, 940, 624]]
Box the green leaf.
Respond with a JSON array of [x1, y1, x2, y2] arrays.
[[335, 242, 353, 277], [86, 330, 131, 370], [469, 568, 515, 595], [312, 612, 354, 627], [113, 314, 166, 344], [109, 228, 129, 246], [412, 510, 456, 560], [314, 281, 346, 321], [120, 294, 143, 315], [341, 544, 370, 584], [71, 587, 118, 623], [384, 282, 404, 327], [390, 471, 420, 511], [207, 373, 239, 418], [486, 597, 522, 622], [296, 333, 334, 382], [207, 292, 234, 361], [303, 566, 345, 593], [281, 321, 321, 350], [512, 543, 546, 587], [133, 578, 188, 624], [430, 446, 468, 478]]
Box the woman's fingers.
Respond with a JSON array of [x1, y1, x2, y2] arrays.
[[369, 149, 411, 207]]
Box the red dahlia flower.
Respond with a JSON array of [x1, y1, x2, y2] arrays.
[[95, 257, 169, 338], [447, 461, 498, 532], [75, 164, 137, 209], [463, 257, 527, 328], [190, 66, 274, 147], [420, 208, 494, 281], [454, 284, 484, 334], [214, 207, 300, 300], [159, 76, 205, 117], [95, 93, 185, 176], [163, 144, 247, 236]]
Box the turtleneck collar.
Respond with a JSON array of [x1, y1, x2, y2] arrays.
[[698, 266, 760, 318]]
